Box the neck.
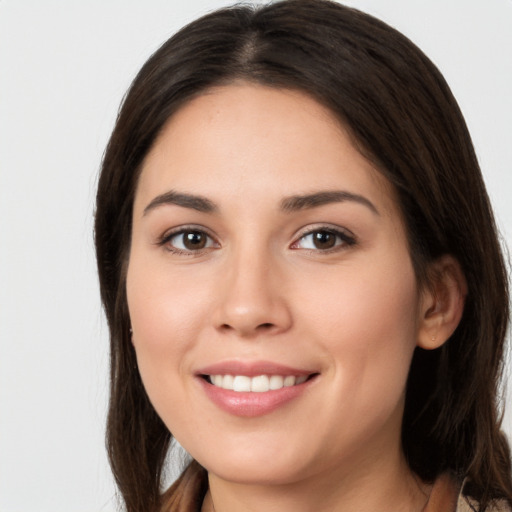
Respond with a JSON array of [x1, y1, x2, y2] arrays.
[[202, 449, 431, 512]]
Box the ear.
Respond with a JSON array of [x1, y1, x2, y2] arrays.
[[417, 255, 467, 350]]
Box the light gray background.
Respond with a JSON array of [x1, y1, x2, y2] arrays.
[[1, 1, 511, 510]]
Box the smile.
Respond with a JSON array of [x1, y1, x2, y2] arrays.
[[207, 374, 309, 392], [196, 361, 319, 416]]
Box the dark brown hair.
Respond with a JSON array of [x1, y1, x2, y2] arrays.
[[94, 1, 512, 510]]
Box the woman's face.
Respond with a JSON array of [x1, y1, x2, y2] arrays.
[[127, 84, 426, 485]]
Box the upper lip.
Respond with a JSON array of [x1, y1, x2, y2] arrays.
[[196, 360, 316, 377]]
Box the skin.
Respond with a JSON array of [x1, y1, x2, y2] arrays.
[[126, 83, 465, 512]]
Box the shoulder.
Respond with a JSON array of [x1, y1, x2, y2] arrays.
[[456, 482, 512, 512], [426, 473, 512, 512], [457, 495, 512, 512]]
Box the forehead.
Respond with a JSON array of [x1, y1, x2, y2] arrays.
[[136, 83, 397, 217]]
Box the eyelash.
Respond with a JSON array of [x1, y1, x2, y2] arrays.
[[157, 226, 218, 256], [157, 225, 357, 256], [291, 226, 357, 253]]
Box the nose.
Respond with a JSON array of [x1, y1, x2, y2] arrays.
[[212, 247, 293, 338]]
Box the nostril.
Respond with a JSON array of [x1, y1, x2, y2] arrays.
[[220, 322, 274, 330]]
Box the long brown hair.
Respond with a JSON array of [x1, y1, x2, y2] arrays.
[[94, 1, 512, 510]]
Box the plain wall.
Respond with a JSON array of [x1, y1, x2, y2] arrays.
[[1, 1, 511, 510]]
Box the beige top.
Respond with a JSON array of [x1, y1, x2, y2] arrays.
[[162, 462, 511, 512], [424, 472, 510, 512]]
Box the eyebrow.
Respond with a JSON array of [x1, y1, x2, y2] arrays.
[[280, 190, 379, 215], [143, 190, 218, 215], [143, 189, 379, 216]]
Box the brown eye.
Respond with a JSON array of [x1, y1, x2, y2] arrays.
[[293, 227, 356, 252], [163, 229, 216, 253], [182, 231, 207, 250], [312, 231, 336, 249]]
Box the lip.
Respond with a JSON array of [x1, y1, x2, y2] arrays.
[[196, 360, 314, 378], [195, 360, 318, 417]]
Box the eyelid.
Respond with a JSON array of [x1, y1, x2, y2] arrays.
[[156, 224, 219, 254], [155, 223, 356, 255], [290, 224, 357, 251]]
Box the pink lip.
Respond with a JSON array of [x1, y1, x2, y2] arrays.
[[195, 360, 318, 418], [196, 360, 313, 377]]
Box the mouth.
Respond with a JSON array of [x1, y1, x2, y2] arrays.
[[202, 373, 314, 392], [196, 361, 319, 416]]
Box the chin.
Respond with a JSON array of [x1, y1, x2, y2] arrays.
[[184, 430, 323, 486], [202, 457, 311, 486]]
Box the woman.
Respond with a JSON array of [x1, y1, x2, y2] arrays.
[[94, 1, 512, 510]]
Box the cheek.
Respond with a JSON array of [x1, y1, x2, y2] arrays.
[[299, 262, 420, 455], [127, 249, 210, 343], [125, 257, 219, 437], [298, 257, 420, 401], [125, 251, 214, 403]]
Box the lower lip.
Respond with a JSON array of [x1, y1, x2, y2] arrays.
[[198, 377, 315, 417]]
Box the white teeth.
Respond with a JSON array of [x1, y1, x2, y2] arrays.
[[211, 375, 223, 387], [233, 375, 251, 392], [269, 375, 284, 390], [209, 374, 309, 392], [222, 374, 234, 390], [284, 376, 296, 387], [251, 375, 269, 392]]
